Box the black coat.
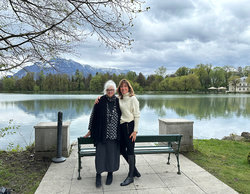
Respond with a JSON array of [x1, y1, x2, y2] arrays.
[[88, 95, 121, 146]]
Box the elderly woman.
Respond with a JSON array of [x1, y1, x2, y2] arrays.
[[84, 80, 121, 188]]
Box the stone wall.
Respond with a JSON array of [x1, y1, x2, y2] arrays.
[[159, 118, 193, 152], [34, 122, 70, 159]]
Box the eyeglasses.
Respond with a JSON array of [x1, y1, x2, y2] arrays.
[[106, 89, 115, 92]]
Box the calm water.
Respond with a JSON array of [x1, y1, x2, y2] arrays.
[[0, 93, 250, 150]]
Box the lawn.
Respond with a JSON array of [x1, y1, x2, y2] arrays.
[[184, 139, 250, 194], [0, 149, 50, 194]]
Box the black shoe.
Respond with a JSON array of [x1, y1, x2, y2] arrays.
[[134, 167, 141, 178], [120, 176, 134, 186], [121, 155, 135, 186], [96, 173, 101, 188], [106, 172, 113, 185]]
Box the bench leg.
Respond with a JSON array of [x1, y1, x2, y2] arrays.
[[175, 153, 181, 175], [77, 155, 82, 180], [167, 153, 171, 165]]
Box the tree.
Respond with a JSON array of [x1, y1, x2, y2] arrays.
[[223, 65, 234, 84], [229, 76, 240, 93], [2, 77, 16, 91], [155, 66, 167, 78], [129, 80, 143, 92], [210, 67, 226, 87], [243, 66, 250, 77], [136, 72, 146, 87], [168, 77, 181, 91], [0, 0, 147, 71], [150, 75, 164, 91], [20, 72, 35, 91], [90, 74, 103, 92], [74, 69, 84, 91], [36, 70, 45, 91], [247, 75, 250, 84], [194, 64, 212, 90], [85, 74, 92, 91], [126, 71, 137, 82], [175, 66, 190, 77], [159, 77, 170, 91], [185, 74, 201, 91]]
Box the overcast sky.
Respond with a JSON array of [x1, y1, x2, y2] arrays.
[[67, 0, 250, 74]]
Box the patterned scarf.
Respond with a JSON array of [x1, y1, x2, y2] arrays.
[[106, 95, 118, 140]]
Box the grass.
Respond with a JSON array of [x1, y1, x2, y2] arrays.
[[183, 139, 250, 194], [0, 148, 50, 194]]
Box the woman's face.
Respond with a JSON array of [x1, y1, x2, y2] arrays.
[[106, 86, 115, 98], [120, 83, 129, 95]]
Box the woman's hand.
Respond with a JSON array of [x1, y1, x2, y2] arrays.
[[130, 131, 137, 142], [84, 131, 91, 138], [94, 96, 101, 104]]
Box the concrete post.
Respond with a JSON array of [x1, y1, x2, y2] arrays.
[[34, 121, 70, 159], [159, 118, 193, 152]]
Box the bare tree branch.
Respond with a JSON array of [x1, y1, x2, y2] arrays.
[[0, 0, 147, 71]]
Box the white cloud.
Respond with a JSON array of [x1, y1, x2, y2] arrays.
[[66, 0, 250, 74]]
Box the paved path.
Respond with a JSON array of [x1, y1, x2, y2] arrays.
[[35, 144, 238, 194]]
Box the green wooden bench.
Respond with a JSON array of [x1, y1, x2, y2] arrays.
[[77, 134, 183, 180]]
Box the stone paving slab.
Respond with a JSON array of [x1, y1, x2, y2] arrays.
[[35, 144, 238, 194]]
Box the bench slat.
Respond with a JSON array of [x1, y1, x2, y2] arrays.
[[78, 134, 182, 144], [136, 135, 182, 142], [79, 146, 174, 156]]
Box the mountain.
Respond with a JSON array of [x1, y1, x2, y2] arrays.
[[13, 58, 129, 79]]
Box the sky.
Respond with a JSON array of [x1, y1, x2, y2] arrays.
[[64, 0, 250, 75], [2, 0, 250, 78]]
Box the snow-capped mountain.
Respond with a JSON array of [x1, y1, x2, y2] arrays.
[[13, 58, 129, 78]]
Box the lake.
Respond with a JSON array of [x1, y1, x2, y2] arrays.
[[0, 93, 250, 150]]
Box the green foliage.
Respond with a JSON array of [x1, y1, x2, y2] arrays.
[[0, 120, 20, 151], [26, 142, 35, 153], [246, 76, 250, 84], [126, 71, 137, 82], [210, 67, 226, 87], [243, 66, 250, 77], [7, 144, 24, 152], [229, 75, 241, 93], [89, 74, 103, 92], [0, 119, 19, 138], [136, 72, 146, 87], [129, 80, 143, 92], [193, 64, 212, 90], [2, 76, 16, 91], [33, 84, 40, 92], [175, 66, 190, 76], [0, 64, 249, 93], [20, 73, 36, 91], [155, 66, 167, 77]]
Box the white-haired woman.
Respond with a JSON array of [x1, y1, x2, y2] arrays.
[[84, 80, 121, 188]]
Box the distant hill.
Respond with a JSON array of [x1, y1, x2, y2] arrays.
[[13, 58, 129, 79]]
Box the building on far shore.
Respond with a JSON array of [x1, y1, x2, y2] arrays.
[[228, 77, 250, 93]]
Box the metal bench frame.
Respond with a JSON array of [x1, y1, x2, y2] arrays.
[[77, 134, 182, 180]]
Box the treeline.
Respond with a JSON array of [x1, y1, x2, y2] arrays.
[[0, 64, 250, 93]]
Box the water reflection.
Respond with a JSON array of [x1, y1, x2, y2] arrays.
[[1, 95, 249, 121], [7, 99, 94, 121], [0, 94, 250, 150], [138, 96, 250, 119]]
